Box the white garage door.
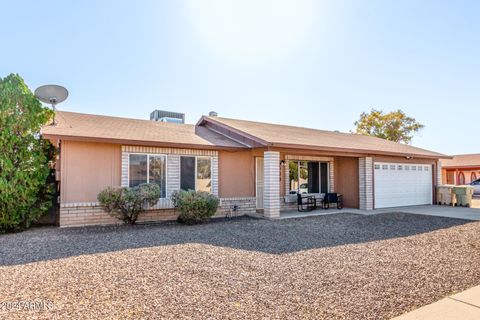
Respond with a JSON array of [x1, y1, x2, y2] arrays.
[[374, 162, 433, 208]]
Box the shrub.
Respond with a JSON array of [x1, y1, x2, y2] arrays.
[[98, 183, 160, 224], [171, 190, 219, 225], [0, 74, 55, 233]]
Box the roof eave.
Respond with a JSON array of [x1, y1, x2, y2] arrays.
[[270, 142, 448, 159], [41, 133, 248, 150]]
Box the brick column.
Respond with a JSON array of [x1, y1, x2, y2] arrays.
[[121, 149, 129, 187], [284, 160, 290, 195], [264, 151, 280, 219], [359, 157, 374, 210], [436, 160, 442, 186], [329, 160, 335, 192], [211, 156, 219, 197]]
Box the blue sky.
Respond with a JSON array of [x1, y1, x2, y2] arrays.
[[1, 0, 479, 155]]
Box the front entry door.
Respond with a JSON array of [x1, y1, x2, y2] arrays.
[[256, 157, 264, 209]]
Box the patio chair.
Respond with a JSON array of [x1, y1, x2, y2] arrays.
[[297, 193, 316, 212], [323, 193, 343, 209]]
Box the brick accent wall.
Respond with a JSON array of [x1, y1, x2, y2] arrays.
[[217, 197, 256, 217], [60, 196, 256, 227], [285, 155, 334, 162], [122, 145, 218, 156], [59, 205, 179, 227], [359, 157, 374, 210], [263, 151, 280, 219]]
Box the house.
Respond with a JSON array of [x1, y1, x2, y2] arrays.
[[441, 154, 480, 185], [42, 111, 448, 227]]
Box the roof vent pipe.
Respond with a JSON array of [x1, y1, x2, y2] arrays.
[[209, 111, 218, 117]]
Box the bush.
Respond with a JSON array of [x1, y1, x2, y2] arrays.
[[171, 190, 219, 225], [98, 183, 160, 224], [0, 74, 55, 233]]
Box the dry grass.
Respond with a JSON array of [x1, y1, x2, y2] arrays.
[[1, 213, 479, 319]]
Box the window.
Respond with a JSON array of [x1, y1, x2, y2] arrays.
[[412, 166, 416, 171], [382, 165, 388, 170], [374, 164, 380, 170], [405, 165, 410, 170], [180, 156, 212, 192], [149, 155, 167, 197], [129, 154, 147, 187], [418, 166, 423, 171], [289, 161, 309, 194], [129, 154, 166, 198], [289, 161, 328, 194], [196, 157, 212, 192], [424, 166, 429, 171], [390, 165, 396, 170], [471, 172, 477, 182], [398, 165, 403, 170], [180, 157, 195, 191]]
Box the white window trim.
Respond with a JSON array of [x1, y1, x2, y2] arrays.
[[127, 152, 168, 198], [180, 155, 213, 193]]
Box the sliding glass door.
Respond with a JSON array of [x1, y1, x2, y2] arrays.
[[289, 161, 328, 194]]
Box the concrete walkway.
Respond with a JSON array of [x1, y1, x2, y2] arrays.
[[279, 204, 480, 221], [392, 285, 480, 320]]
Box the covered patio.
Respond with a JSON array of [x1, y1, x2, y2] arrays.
[[256, 150, 370, 219]]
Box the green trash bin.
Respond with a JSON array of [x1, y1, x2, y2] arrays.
[[453, 186, 474, 207]]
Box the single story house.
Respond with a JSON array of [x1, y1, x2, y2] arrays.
[[42, 111, 448, 227], [441, 154, 480, 185]]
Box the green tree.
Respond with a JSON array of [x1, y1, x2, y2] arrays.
[[354, 109, 424, 144], [0, 73, 55, 232]]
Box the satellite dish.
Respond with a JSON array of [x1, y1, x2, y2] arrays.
[[34, 85, 69, 125]]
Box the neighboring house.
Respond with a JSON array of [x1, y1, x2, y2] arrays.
[[441, 154, 480, 185], [42, 111, 448, 227]]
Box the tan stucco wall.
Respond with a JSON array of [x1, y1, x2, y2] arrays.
[[60, 141, 121, 203], [334, 157, 360, 208], [218, 150, 255, 197]]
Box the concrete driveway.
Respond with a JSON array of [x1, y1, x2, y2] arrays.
[[372, 204, 480, 221], [280, 203, 480, 221]]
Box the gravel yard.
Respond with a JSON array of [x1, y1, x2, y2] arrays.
[[1, 212, 479, 319]]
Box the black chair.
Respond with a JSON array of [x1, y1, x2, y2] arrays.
[[297, 193, 316, 212], [323, 193, 343, 209]]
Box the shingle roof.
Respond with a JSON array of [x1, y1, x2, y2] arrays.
[[42, 111, 448, 158], [441, 154, 480, 168], [200, 116, 447, 158], [42, 111, 246, 149]]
